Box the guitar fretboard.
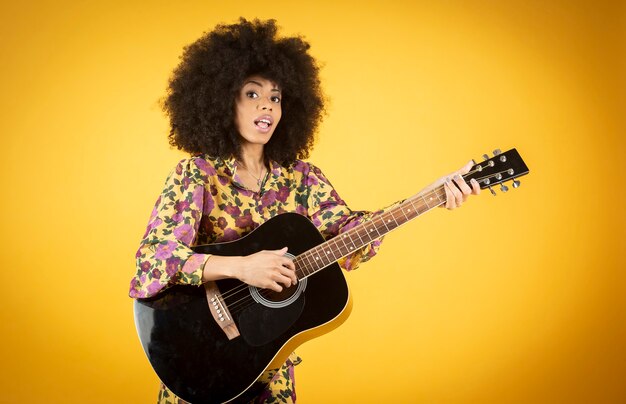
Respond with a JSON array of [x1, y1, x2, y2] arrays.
[[294, 186, 447, 278]]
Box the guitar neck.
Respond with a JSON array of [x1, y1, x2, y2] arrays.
[[294, 187, 445, 279], [293, 148, 529, 279]]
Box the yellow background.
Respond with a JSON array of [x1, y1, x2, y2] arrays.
[[1, 1, 624, 402]]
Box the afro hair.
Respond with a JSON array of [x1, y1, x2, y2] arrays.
[[161, 18, 326, 165]]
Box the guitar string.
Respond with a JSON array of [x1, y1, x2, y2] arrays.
[[212, 260, 313, 314], [214, 166, 512, 314], [216, 176, 447, 304], [215, 183, 443, 304], [217, 167, 511, 316], [214, 166, 508, 315], [222, 189, 447, 314], [224, 179, 517, 315]]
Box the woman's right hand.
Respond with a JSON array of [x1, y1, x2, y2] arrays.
[[202, 247, 297, 292], [236, 247, 297, 292]]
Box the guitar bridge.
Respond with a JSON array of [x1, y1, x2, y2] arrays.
[[204, 281, 240, 340]]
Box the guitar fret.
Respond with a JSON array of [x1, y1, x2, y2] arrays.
[[313, 246, 330, 267], [383, 213, 398, 231], [357, 229, 370, 246], [330, 237, 341, 261], [302, 252, 315, 275], [378, 215, 391, 232], [399, 203, 411, 222], [353, 225, 367, 247], [375, 217, 386, 236], [413, 197, 428, 215], [411, 201, 421, 218], [299, 259, 311, 278], [309, 248, 320, 269], [321, 247, 332, 266], [435, 190, 445, 204], [420, 195, 433, 210], [367, 222, 381, 238], [390, 211, 400, 227], [304, 255, 315, 276], [294, 257, 303, 277], [297, 256, 306, 277], [338, 233, 352, 256], [408, 199, 419, 217]]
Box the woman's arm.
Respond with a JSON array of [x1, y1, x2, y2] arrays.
[[304, 161, 480, 271], [201, 248, 297, 293], [129, 158, 211, 298], [130, 158, 296, 298]]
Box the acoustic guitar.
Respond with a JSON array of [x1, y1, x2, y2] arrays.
[[134, 148, 529, 403]]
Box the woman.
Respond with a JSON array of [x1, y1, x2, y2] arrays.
[[129, 18, 479, 403]]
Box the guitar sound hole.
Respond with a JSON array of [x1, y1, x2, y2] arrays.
[[250, 278, 307, 309], [264, 285, 297, 302]]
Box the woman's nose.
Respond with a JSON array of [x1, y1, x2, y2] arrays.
[[258, 98, 273, 111]]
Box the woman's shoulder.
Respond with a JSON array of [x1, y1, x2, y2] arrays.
[[288, 159, 329, 181], [288, 159, 318, 175], [170, 155, 220, 183]]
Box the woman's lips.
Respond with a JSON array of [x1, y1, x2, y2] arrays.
[[254, 115, 274, 132]]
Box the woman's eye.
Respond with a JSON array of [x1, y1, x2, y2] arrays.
[[246, 91, 258, 99], [271, 96, 281, 103]]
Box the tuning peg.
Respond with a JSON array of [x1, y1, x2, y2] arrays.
[[500, 183, 509, 192], [483, 154, 490, 161], [488, 186, 496, 196], [512, 179, 521, 188], [493, 149, 502, 156]]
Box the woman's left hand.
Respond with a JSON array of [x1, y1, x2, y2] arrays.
[[441, 160, 481, 209]]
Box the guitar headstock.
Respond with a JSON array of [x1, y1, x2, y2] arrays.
[[465, 148, 529, 195]]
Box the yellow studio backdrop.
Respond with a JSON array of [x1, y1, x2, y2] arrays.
[[0, 1, 624, 403]]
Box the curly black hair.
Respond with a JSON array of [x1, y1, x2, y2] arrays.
[[161, 18, 326, 165]]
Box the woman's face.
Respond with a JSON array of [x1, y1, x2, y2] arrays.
[[234, 75, 282, 147]]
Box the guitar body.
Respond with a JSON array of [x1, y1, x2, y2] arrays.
[[134, 213, 352, 403]]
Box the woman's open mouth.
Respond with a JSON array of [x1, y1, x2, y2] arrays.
[[254, 115, 274, 132]]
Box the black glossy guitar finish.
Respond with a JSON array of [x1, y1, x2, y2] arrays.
[[134, 213, 349, 403], [134, 148, 530, 403]]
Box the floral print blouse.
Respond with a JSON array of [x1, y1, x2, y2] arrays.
[[130, 155, 390, 299], [130, 155, 393, 403]]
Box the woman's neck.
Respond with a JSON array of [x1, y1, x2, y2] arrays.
[[238, 144, 266, 172]]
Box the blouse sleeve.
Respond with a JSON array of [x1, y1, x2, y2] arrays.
[[305, 164, 399, 271], [129, 158, 212, 298]]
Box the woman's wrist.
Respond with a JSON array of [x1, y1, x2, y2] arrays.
[[201, 255, 243, 283]]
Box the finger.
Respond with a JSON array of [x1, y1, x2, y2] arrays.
[[470, 178, 481, 195], [274, 272, 294, 289], [452, 174, 472, 197], [268, 282, 283, 293], [279, 257, 296, 271], [447, 178, 463, 207], [444, 180, 455, 209], [270, 247, 289, 256], [279, 265, 298, 285]]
